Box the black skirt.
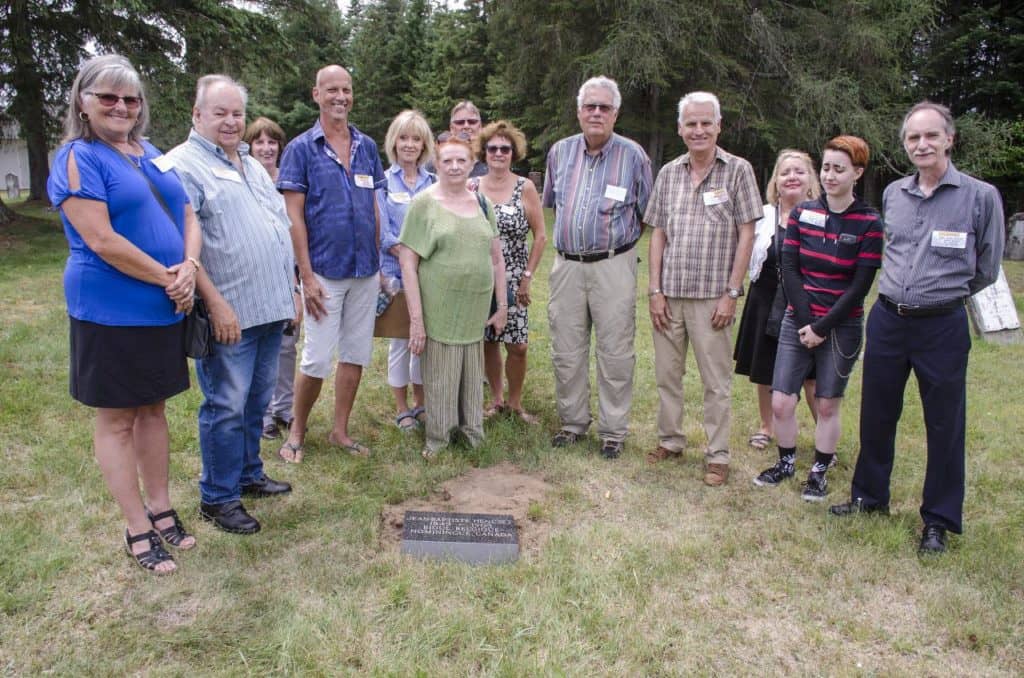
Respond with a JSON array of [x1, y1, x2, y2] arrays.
[[733, 276, 780, 386], [69, 317, 189, 408]]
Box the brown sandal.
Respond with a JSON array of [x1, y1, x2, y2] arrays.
[[278, 441, 304, 464]]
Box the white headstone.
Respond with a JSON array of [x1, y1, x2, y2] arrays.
[[968, 266, 1021, 343], [5, 173, 19, 200]]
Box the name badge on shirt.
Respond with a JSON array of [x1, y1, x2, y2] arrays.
[[702, 188, 729, 206], [212, 166, 241, 183], [354, 174, 374, 189], [390, 192, 411, 204], [931, 230, 967, 249], [799, 210, 827, 228], [604, 184, 627, 202], [150, 155, 174, 173], [501, 204, 518, 216]]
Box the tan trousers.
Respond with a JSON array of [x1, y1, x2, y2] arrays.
[[652, 297, 733, 464], [422, 338, 484, 452], [548, 251, 637, 442]]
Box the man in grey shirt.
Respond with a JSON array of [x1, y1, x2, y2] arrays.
[[830, 101, 1005, 555], [168, 75, 296, 535]]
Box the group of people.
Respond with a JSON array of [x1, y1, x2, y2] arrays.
[[48, 53, 1004, 575]]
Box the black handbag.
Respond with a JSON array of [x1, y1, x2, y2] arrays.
[[184, 296, 213, 359]]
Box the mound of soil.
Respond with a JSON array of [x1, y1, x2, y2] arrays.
[[380, 462, 554, 556]]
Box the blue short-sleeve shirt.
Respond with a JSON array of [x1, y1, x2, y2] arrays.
[[277, 120, 385, 280], [47, 139, 189, 326]]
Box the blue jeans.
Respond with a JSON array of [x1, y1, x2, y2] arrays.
[[196, 321, 285, 505]]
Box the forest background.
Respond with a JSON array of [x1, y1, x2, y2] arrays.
[[1, 0, 1021, 220]]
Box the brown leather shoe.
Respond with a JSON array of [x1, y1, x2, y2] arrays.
[[703, 463, 729, 486], [646, 446, 682, 464]]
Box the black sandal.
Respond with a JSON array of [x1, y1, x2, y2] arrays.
[[146, 508, 196, 550], [124, 529, 175, 574]]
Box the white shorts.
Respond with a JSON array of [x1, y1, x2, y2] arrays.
[[387, 338, 422, 388], [300, 273, 377, 378]]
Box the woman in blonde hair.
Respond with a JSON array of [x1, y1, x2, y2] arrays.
[[734, 150, 820, 452]]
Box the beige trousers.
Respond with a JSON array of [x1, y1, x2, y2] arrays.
[[422, 338, 484, 452], [652, 297, 733, 464], [547, 251, 637, 442]]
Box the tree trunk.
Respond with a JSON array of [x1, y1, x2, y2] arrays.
[[645, 84, 663, 172], [9, 0, 52, 202], [0, 194, 14, 225]]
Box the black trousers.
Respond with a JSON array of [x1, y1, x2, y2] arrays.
[[851, 301, 970, 533]]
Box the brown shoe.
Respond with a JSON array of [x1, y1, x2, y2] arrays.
[[704, 463, 729, 486], [646, 446, 682, 464]]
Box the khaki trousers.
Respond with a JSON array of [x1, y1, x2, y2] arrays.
[[547, 251, 637, 442], [652, 297, 733, 464], [422, 338, 484, 452]]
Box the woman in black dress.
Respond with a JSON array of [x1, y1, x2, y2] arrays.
[[734, 149, 819, 450]]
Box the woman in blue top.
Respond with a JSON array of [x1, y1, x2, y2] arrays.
[[375, 110, 435, 432], [46, 55, 202, 574]]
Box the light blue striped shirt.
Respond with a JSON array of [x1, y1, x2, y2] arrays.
[[167, 130, 295, 330]]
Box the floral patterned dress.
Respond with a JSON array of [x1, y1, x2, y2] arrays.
[[481, 177, 531, 344]]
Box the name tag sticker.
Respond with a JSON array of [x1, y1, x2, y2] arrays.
[[151, 155, 174, 173], [501, 204, 518, 216], [838, 233, 858, 245], [799, 210, 826, 228], [931, 230, 967, 249], [354, 174, 375, 189], [212, 166, 241, 183], [390, 192, 411, 204], [702, 188, 729, 206], [604, 184, 627, 202]]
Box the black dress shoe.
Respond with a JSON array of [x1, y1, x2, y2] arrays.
[[918, 524, 947, 555], [199, 500, 261, 534], [829, 497, 890, 517], [241, 475, 292, 497]]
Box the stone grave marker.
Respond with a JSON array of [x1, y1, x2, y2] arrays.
[[401, 510, 518, 564], [6, 173, 19, 200], [968, 266, 1021, 344]]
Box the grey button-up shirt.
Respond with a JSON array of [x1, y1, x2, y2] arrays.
[[879, 163, 1004, 306], [167, 130, 295, 330]]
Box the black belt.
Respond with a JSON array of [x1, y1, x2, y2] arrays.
[[558, 239, 637, 263], [879, 294, 965, 317]]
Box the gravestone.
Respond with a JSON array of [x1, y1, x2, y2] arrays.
[[5, 173, 19, 200], [1006, 213, 1024, 260], [400, 510, 519, 564], [967, 266, 1021, 344]]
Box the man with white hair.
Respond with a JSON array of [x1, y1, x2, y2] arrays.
[[644, 91, 762, 486], [542, 75, 653, 459], [167, 74, 296, 533]]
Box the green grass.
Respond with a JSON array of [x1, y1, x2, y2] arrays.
[[2, 204, 1023, 675]]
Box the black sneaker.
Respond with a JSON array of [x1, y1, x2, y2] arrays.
[[801, 471, 828, 502], [752, 459, 795, 487], [918, 524, 947, 555]]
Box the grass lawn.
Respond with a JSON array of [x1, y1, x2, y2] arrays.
[[2, 201, 1023, 675]]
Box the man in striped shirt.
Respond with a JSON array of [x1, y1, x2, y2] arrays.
[[830, 102, 1005, 555], [542, 75, 653, 459], [644, 92, 763, 486], [168, 75, 296, 535]]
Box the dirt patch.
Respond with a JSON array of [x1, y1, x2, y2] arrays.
[[380, 462, 555, 556]]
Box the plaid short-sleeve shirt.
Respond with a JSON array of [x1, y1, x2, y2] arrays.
[[643, 147, 762, 298]]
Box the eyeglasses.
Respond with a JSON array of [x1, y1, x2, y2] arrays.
[[581, 103, 614, 114], [85, 92, 143, 109], [486, 144, 512, 155], [451, 118, 480, 126]]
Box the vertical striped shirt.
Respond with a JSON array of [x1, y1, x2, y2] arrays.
[[542, 133, 652, 254], [879, 164, 1004, 305], [643, 147, 763, 298], [167, 130, 295, 330]]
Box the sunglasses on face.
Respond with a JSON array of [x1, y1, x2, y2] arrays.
[[85, 91, 143, 109], [487, 144, 512, 155], [581, 103, 614, 114], [452, 118, 480, 126]]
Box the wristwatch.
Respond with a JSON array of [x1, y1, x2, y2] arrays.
[[522, 270, 533, 279], [726, 286, 744, 299], [648, 288, 663, 297]]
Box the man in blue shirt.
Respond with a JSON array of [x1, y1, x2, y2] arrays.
[[277, 65, 385, 462], [168, 75, 296, 534]]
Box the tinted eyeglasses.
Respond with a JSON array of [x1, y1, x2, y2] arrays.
[[581, 103, 614, 114], [85, 92, 143, 109], [486, 144, 513, 155], [451, 118, 480, 126]]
